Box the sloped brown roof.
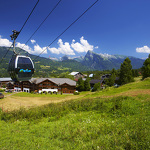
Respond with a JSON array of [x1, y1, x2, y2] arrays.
[[29, 78, 76, 86]]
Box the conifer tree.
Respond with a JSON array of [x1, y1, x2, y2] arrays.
[[142, 54, 150, 79], [84, 78, 91, 91], [105, 73, 116, 87], [76, 78, 84, 91], [92, 82, 101, 92], [119, 57, 134, 85]]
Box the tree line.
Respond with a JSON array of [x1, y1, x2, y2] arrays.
[[77, 54, 150, 92]]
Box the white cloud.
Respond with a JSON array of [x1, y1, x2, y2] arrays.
[[16, 42, 47, 54], [0, 35, 96, 56], [136, 46, 150, 53], [31, 39, 36, 44], [16, 42, 32, 53], [71, 36, 94, 53], [33, 44, 47, 54], [48, 47, 60, 55], [0, 35, 12, 47], [48, 39, 75, 55]]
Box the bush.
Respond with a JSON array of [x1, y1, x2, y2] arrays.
[[92, 82, 101, 92], [0, 89, 5, 92], [74, 91, 79, 95], [31, 91, 34, 94]]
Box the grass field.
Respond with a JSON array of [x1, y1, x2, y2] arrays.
[[0, 77, 150, 149]]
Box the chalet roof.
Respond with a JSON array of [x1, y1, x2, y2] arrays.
[[0, 78, 12, 82], [69, 72, 82, 76], [101, 74, 111, 79], [89, 74, 94, 78], [30, 78, 76, 86], [89, 79, 103, 84]]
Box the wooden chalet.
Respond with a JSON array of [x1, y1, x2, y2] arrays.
[[0, 78, 12, 88], [9, 78, 76, 94], [69, 72, 84, 81]]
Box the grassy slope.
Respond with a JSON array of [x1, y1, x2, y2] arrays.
[[0, 78, 150, 149]]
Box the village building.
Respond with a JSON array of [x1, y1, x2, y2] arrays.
[[69, 72, 85, 81], [7, 78, 76, 94], [0, 78, 12, 88], [89, 79, 105, 88]]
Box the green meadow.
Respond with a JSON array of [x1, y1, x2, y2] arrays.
[[0, 78, 150, 149]]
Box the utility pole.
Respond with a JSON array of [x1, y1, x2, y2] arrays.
[[10, 30, 20, 54]]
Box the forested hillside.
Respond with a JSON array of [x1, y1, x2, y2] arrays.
[[0, 47, 145, 78], [0, 47, 91, 77], [82, 50, 144, 70]]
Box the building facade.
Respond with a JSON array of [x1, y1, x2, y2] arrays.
[[0, 78, 12, 88], [8, 78, 76, 94]]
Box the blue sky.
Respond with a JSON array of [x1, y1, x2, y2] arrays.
[[0, 0, 150, 59]]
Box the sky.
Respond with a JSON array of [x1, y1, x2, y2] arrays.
[[0, 0, 150, 59]]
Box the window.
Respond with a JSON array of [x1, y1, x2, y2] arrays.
[[17, 57, 33, 69]]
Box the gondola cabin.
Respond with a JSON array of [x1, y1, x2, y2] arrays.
[[8, 54, 34, 81]]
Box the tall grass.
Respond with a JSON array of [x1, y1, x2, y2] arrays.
[[0, 96, 146, 122], [0, 78, 150, 149], [0, 95, 149, 149]]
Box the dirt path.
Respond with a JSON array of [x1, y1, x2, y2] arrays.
[[0, 94, 84, 111], [0, 89, 150, 111], [117, 89, 150, 97]]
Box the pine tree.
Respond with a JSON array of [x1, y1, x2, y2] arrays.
[[92, 82, 101, 92], [119, 57, 134, 85], [76, 78, 84, 91], [111, 68, 117, 76], [84, 78, 91, 91], [105, 73, 116, 87], [142, 54, 150, 79]]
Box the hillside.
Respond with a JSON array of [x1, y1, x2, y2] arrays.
[[0, 77, 150, 149], [81, 50, 144, 70], [0, 47, 144, 77], [0, 47, 91, 77], [53, 50, 145, 71]]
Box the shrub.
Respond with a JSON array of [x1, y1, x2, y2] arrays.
[[74, 91, 79, 95], [92, 82, 101, 92], [0, 89, 5, 92], [31, 91, 34, 94]]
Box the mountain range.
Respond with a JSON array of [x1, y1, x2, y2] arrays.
[[0, 46, 144, 77], [60, 50, 144, 70]]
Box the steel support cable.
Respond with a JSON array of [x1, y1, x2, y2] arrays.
[[18, 0, 62, 55], [33, 0, 99, 61], [0, 0, 40, 65], [0, 44, 13, 64], [19, 0, 40, 34]]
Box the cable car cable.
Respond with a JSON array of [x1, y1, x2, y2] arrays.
[[0, 44, 13, 64], [19, 0, 40, 34], [33, 0, 99, 61], [18, 0, 62, 54], [0, 0, 40, 65]]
